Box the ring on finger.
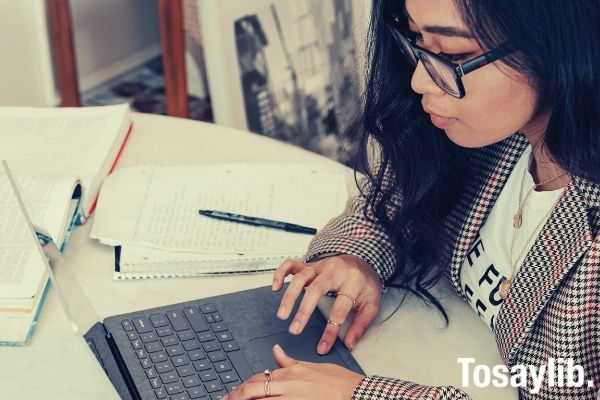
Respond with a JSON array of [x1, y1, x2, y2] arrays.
[[327, 319, 342, 327], [336, 292, 357, 307], [264, 369, 272, 396]]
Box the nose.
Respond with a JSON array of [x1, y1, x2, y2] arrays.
[[410, 60, 445, 96]]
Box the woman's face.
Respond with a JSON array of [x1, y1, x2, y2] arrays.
[[404, 0, 547, 147]]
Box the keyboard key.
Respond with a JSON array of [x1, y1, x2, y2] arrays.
[[200, 370, 218, 382], [178, 330, 196, 342], [140, 332, 159, 342], [145, 342, 164, 353], [167, 310, 191, 332], [193, 360, 212, 371], [141, 358, 153, 369], [210, 323, 228, 333], [188, 349, 206, 361], [205, 381, 224, 393], [127, 332, 138, 341], [202, 342, 220, 352], [219, 371, 239, 384], [184, 307, 210, 333], [131, 339, 143, 350], [182, 375, 203, 388], [121, 319, 134, 332], [205, 314, 215, 324], [157, 327, 174, 337], [197, 333, 216, 342], [171, 394, 190, 400], [188, 387, 208, 399], [177, 365, 195, 377], [167, 345, 185, 356], [200, 304, 217, 314], [222, 341, 240, 352], [210, 391, 227, 400], [208, 351, 226, 363], [216, 332, 233, 342], [214, 362, 232, 373], [135, 349, 147, 359], [150, 314, 170, 328], [172, 355, 190, 367], [225, 382, 241, 393], [149, 377, 162, 389], [160, 371, 179, 384], [183, 340, 201, 351], [146, 367, 158, 379], [166, 382, 184, 395], [154, 387, 168, 399], [162, 336, 179, 347], [133, 316, 153, 333], [155, 361, 173, 374], [151, 351, 168, 363], [212, 313, 223, 322]]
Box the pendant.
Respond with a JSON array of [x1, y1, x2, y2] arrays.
[[513, 212, 522, 229], [499, 278, 512, 299]]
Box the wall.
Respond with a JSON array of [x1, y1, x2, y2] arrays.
[[0, 0, 161, 107], [71, 0, 161, 92], [0, 1, 55, 106]]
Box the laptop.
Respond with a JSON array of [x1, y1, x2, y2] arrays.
[[84, 284, 364, 400]]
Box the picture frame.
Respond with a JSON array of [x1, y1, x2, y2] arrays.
[[197, 0, 370, 164]]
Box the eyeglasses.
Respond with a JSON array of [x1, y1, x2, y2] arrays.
[[384, 15, 511, 98]]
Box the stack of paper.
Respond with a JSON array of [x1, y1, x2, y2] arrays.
[[91, 164, 349, 279]]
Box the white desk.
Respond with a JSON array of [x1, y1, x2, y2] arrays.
[[0, 113, 516, 399]]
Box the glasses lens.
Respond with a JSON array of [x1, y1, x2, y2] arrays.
[[419, 53, 461, 97], [387, 27, 417, 65]]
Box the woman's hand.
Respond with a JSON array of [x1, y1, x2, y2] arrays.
[[272, 254, 383, 354], [223, 344, 365, 400]]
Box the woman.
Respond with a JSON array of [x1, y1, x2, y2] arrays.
[[225, 0, 600, 399]]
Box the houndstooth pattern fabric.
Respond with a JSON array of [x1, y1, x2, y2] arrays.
[[305, 134, 600, 399]]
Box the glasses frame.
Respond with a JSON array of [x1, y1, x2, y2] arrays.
[[385, 14, 511, 98]]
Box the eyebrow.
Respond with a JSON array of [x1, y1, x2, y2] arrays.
[[402, 4, 474, 39]]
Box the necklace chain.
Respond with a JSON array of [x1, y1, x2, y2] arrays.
[[499, 152, 568, 299]]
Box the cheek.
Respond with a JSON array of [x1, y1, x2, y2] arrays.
[[443, 68, 538, 148]]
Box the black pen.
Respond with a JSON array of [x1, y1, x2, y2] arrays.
[[198, 209, 317, 235]]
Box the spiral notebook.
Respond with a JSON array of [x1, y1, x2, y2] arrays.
[[91, 164, 349, 279]]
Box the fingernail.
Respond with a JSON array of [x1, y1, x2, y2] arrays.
[[289, 320, 301, 334], [277, 307, 286, 319], [272, 279, 279, 291], [274, 344, 283, 353], [347, 341, 354, 351], [318, 341, 328, 354]]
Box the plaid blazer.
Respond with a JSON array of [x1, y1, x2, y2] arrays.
[[306, 134, 600, 399]]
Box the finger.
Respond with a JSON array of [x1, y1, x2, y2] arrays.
[[287, 280, 330, 335], [225, 378, 286, 400], [315, 291, 357, 354], [277, 267, 317, 320], [343, 301, 379, 351], [273, 344, 299, 368], [272, 259, 306, 291]]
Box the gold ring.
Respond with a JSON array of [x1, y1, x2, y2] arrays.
[[336, 292, 357, 307], [264, 369, 272, 396], [327, 319, 341, 327]]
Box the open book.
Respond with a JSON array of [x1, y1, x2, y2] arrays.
[[0, 162, 52, 345], [91, 164, 349, 279], [0, 104, 132, 250]]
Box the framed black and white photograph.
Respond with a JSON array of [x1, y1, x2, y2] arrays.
[[198, 0, 369, 165]]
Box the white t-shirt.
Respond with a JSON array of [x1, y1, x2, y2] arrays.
[[459, 145, 564, 331]]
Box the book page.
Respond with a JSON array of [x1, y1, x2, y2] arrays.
[[92, 164, 349, 254], [14, 174, 79, 248], [0, 171, 48, 300], [0, 104, 130, 215]]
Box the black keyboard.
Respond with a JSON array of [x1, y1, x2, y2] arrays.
[[118, 303, 247, 400]]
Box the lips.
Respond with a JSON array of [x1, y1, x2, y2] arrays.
[[422, 104, 456, 129]]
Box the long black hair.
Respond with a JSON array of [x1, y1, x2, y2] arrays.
[[355, 0, 600, 323]]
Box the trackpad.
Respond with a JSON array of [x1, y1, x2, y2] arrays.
[[246, 326, 347, 372]]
